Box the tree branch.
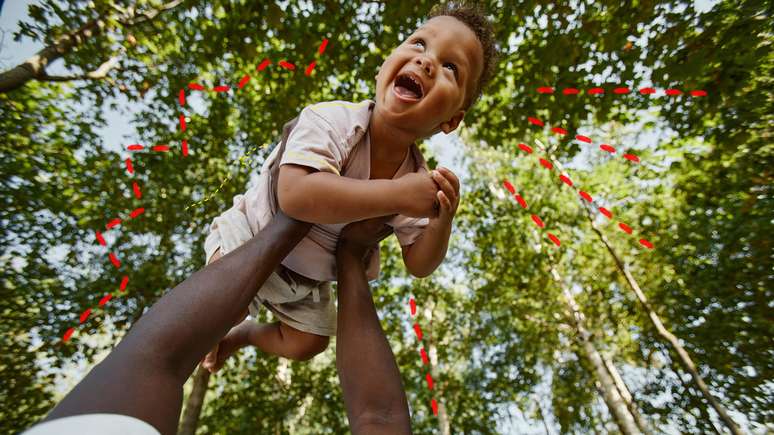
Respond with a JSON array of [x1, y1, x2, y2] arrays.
[[0, 0, 184, 93], [38, 48, 124, 83]]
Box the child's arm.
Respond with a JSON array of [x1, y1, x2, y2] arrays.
[[278, 165, 440, 224], [402, 168, 460, 278]]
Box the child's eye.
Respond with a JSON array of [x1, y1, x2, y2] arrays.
[[412, 38, 458, 79]]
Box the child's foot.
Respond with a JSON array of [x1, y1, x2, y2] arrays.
[[202, 320, 254, 373]]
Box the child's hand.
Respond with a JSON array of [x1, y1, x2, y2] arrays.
[[394, 172, 441, 219], [429, 167, 460, 225]]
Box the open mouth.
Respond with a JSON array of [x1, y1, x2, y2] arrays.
[[392, 73, 424, 101]]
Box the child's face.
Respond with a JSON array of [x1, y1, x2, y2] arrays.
[[374, 16, 484, 138]]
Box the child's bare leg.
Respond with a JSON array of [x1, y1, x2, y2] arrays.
[[203, 320, 329, 372]]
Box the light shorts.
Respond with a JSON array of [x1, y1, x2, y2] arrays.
[[248, 265, 336, 337]]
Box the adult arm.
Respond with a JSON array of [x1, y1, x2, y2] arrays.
[[335, 216, 412, 434], [41, 211, 312, 435]]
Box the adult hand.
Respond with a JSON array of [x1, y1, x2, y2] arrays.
[[336, 215, 396, 262]]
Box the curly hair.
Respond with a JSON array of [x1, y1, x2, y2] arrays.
[[426, 0, 500, 113]]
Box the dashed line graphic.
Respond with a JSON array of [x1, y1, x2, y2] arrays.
[[61, 38, 329, 343], [410, 297, 440, 417]]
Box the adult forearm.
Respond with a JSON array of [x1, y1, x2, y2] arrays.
[[43, 212, 312, 434], [336, 249, 412, 434], [281, 172, 402, 224]]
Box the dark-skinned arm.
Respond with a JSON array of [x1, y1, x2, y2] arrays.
[[335, 216, 412, 434], [40, 212, 312, 435]]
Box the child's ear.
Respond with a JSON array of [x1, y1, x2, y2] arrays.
[[439, 110, 466, 134]]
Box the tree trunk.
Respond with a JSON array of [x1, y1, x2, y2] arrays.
[[532, 141, 743, 435], [550, 266, 642, 435], [601, 353, 651, 434], [533, 395, 553, 435], [0, 0, 184, 93], [581, 203, 743, 435], [178, 366, 211, 435], [424, 304, 451, 435]]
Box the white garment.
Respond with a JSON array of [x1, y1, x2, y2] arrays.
[[23, 414, 160, 435]]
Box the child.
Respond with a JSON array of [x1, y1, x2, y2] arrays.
[[202, 1, 498, 372]]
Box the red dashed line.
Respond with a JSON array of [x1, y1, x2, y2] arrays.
[[518, 143, 533, 154], [623, 153, 640, 163], [409, 298, 440, 417], [501, 180, 562, 247], [98, 293, 112, 307], [576, 134, 591, 143], [238, 75, 250, 89], [536, 86, 706, 97], [528, 116, 640, 164], [413, 323, 423, 341], [425, 373, 434, 390], [600, 144, 616, 154], [305, 61, 317, 76], [531, 214, 545, 228], [62, 39, 331, 346], [108, 253, 121, 269], [599, 207, 613, 219], [515, 139, 654, 250], [539, 158, 553, 170]]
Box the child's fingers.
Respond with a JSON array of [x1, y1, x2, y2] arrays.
[[437, 167, 460, 195], [431, 170, 457, 206], [437, 191, 452, 212]]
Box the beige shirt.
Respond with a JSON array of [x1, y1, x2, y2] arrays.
[[204, 99, 430, 282]]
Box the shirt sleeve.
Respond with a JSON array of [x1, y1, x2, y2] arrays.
[[204, 193, 254, 264], [279, 106, 347, 175], [389, 216, 430, 246]]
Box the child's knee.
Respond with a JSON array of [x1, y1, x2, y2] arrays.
[[282, 325, 329, 361]]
